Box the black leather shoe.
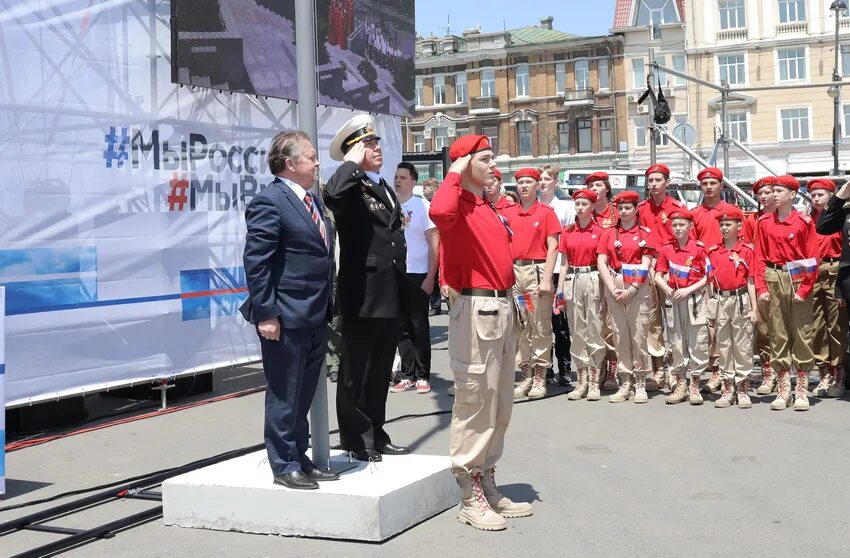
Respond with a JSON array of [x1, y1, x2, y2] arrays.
[[429, 308, 441, 316], [377, 443, 410, 455], [273, 470, 319, 490], [303, 464, 340, 481], [347, 449, 382, 462], [557, 372, 572, 387]]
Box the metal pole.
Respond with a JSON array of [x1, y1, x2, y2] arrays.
[[653, 63, 724, 92], [720, 82, 730, 177], [648, 49, 656, 166], [732, 80, 850, 93], [833, 10, 842, 176], [295, 0, 331, 470], [728, 137, 782, 177]]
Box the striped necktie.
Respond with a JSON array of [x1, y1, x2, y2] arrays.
[[303, 192, 329, 250]]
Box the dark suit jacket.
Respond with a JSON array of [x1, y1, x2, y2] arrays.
[[240, 177, 334, 329], [323, 161, 425, 319], [816, 194, 850, 301]]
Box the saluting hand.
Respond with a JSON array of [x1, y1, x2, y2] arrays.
[[448, 154, 472, 175], [343, 141, 367, 166], [836, 179, 850, 200]]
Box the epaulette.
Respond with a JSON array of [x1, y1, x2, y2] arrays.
[[565, 224, 576, 232], [694, 240, 705, 247], [638, 199, 648, 206], [742, 242, 755, 250], [799, 213, 812, 224], [640, 226, 652, 233], [671, 199, 684, 207], [707, 244, 722, 253], [757, 213, 771, 221]]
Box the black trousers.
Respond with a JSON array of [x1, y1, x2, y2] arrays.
[[430, 269, 442, 310], [337, 316, 399, 451], [551, 272, 572, 374], [398, 272, 432, 381]]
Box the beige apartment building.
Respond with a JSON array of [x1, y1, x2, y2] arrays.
[[684, 0, 850, 179], [405, 17, 628, 182]]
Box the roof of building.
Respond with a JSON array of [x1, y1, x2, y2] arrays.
[[508, 25, 577, 45], [612, 0, 686, 30]]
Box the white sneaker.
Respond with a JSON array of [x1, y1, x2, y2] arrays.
[[416, 380, 432, 394]]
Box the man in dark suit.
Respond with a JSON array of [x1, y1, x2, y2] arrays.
[[323, 114, 420, 461], [241, 130, 339, 490]]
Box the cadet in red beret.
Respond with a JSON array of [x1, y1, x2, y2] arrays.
[[597, 188, 657, 403], [557, 188, 605, 401], [503, 167, 561, 399], [706, 208, 757, 408], [754, 173, 818, 411], [483, 166, 514, 211], [807, 178, 847, 398], [430, 135, 533, 529], [654, 207, 710, 405]]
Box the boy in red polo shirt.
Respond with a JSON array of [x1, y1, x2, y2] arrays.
[[654, 209, 709, 405], [707, 208, 757, 408], [502, 168, 562, 399]]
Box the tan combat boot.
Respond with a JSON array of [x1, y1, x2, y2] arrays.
[[603, 360, 619, 390], [770, 370, 792, 410], [514, 363, 533, 399], [456, 472, 507, 531], [633, 370, 648, 404], [481, 468, 533, 518], [609, 373, 633, 403], [689, 374, 704, 405], [757, 363, 777, 395], [827, 365, 846, 398], [793, 370, 810, 411], [567, 368, 589, 400], [812, 365, 833, 398], [665, 374, 688, 404], [701, 368, 722, 393], [586, 368, 602, 401], [714, 378, 735, 408], [527, 365, 547, 399], [736, 378, 752, 408]]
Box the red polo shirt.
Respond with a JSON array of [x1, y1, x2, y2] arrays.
[[597, 222, 656, 270], [593, 203, 619, 229], [494, 196, 515, 213], [638, 195, 685, 245], [811, 208, 842, 260], [741, 211, 763, 244], [753, 210, 819, 298], [692, 200, 739, 248], [655, 239, 708, 288], [558, 219, 604, 267], [501, 201, 561, 261], [429, 172, 515, 291], [707, 241, 753, 291]]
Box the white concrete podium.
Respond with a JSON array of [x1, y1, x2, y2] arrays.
[[162, 450, 458, 541]]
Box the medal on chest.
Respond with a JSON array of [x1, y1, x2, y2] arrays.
[[660, 212, 668, 224]]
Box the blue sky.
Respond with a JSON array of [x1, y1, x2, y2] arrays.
[[415, 2, 615, 38]]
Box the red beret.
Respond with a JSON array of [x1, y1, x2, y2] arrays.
[[572, 189, 599, 203], [774, 174, 800, 192], [514, 168, 541, 182], [493, 167, 502, 179], [715, 207, 744, 222], [585, 171, 609, 185], [752, 177, 774, 194], [807, 178, 835, 192], [645, 164, 670, 178], [668, 208, 693, 221], [697, 167, 723, 182], [612, 191, 640, 205], [449, 135, 492, 161]]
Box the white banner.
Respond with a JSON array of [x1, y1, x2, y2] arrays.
[[1, 287, 5, 495], [0, 1, 401, 407]]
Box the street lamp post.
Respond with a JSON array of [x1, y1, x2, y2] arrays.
[[829, 1, 847, 176]]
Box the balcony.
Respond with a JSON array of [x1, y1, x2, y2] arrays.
[[563, 88, 595, 107], [777, 21, 808, 35], [469, 96, 500, 115], [716, 28, 748, 42]]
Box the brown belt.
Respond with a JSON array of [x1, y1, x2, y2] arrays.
[[514, 259, 546, 265], [460, 288, 510, 298], [765, 262, 786, 270], [821, 257, 839, 264], [716, 286, 747, 297], [567, 265, 596, 275]]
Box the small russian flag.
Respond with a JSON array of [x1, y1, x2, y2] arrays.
[[705, 257, 714, 277], [553, 291, 566, 315], [622, 263, 649, 286], [787, 258, 817, 283], [668, 262, 691, 281], [515, 292, 535, 313]]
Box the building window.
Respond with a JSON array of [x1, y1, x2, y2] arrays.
[[843, 105, 850, 138], [655, 55, 668, 85], [557, 122, 570, 153], [575, 60, 589, 90], [415, 76, 424, 107], [555, 63, 566, 94], [632, 58, 645, 89], [718, 53, 746, 85], [598, 59, 610, 89], [433, 126, 448, 150], [577, 118, 592, 153], [455, 73, 467, 104], [778, 47, 807, 81], [600, 119, 613, 151], [719, 0, 746, 29], [778, 0, 806, 23], [517, 121, 532, 156], [635, 116, 648, 148], [635, 0, 680, 25], [780, 107, 810, 141], [516, 64, 530, 97], [728, 111, 749, 142], [672, 55, 686, 86], [842, 45, 849, 77], [433, 75, 446, 105], [655, 123, 669, 146], [482, 125, 499, 154], [412, 133, 424, 152], [481, 68, 496, 97]]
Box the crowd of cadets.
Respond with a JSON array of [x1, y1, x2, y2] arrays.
[[476, 162, 847, 411]]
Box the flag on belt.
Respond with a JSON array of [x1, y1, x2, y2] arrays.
[[668, 262, 691, 281], [515, 292, 535, 313], [622, 263, 649, 286], [553, 291, 566, 315], [786, 258, 817, 283]]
